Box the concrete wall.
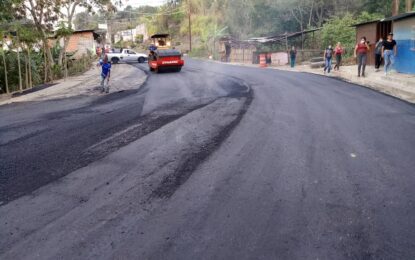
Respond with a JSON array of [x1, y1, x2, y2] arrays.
[[394, 17, 415, 74]]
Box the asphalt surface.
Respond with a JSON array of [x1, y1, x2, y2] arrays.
[[1, 59, 415, 259]]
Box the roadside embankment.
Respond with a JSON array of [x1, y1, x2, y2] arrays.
[[0, 64, 146, 106]]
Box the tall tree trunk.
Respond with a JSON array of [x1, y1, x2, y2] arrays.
[[406, 0, 414, 12], [392, 0, 400, 15], [38, 30, 54, 83], [25, 54, 29, 89], [64, 36, 68, 80], [27, 48, 32, 88], [43, 45, 48, 83], [16, 35, 23, 92], [1, 51, 9, 94]]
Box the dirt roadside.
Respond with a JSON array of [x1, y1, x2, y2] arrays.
[[0, 63, 147, 106]]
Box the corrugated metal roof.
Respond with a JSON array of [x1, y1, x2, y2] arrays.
[[246, 28, 322, 43], [381, 11, 415, 22], [354, 12, 415, 27], [352, 20, 380, 27]]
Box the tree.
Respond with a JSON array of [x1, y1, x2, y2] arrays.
[[55, 22, 73, 79], [73, 12, 98, 30], [0, 30, 10, 94], [58, 0, 116, 66], [18, 23, 41, 89], [321, 12, 384, 53], [0, 0, 20, 22], [18, 0, 62, 82]]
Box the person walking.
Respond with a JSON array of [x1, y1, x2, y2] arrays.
[[374, 37, 383, 71], [333, 42, 344, 71], [354, 36, 370, 77], [290, 46, 297, 68], [323, 45, 333, 74], [98, 55, 111, 93], [382, 32, 397, 76]]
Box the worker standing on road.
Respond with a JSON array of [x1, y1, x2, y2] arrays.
[[98, 55, 111, 93], [290, 46, 297, 68], [333, 42, 344, 71], [354, 36, 370, 77], [374, 37, 383, 71], [323, 45, 333, 74], [382, 33, 397, 76]]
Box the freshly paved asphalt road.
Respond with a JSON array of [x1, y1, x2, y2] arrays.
[[1, 59, 415, 259]]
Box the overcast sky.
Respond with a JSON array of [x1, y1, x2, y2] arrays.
[[121, 0, 166, 8]]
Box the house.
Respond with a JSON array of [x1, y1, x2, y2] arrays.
[[354, 12, 415, 74], [65, 29, 102, 58], [392, 13, 415, 74], [219, 36, 257, 64], [113, 24, 148, 43]]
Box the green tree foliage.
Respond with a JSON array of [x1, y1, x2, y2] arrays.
[[73, 12, 99, 30], [0, 0, 20, 22], [321, 12, 384, 53]]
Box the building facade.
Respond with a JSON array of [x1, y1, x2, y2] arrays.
[[354, 12, 415, 74], [393, 15, 415, 74]]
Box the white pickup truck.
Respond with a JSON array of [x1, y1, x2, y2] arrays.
[[106, 49, 148, 64]]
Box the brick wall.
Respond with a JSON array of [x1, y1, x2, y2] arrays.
[[66, 32, 95, 58]]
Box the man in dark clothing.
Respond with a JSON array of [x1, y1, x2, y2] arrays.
[[382, 33, 397, 75], [323, 45, 333, 74], [290, 46, 297, 68], [374, 37, 383, 71]]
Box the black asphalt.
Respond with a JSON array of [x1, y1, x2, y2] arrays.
[[1, 59, 415, 259]]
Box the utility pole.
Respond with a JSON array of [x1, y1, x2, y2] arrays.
[[188, 0, 192, 52]]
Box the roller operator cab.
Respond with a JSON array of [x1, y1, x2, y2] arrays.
[[148, 34, 184, 73]]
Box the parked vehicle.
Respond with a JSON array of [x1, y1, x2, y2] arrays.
[[106, 49, 147, 64], [148, 34, 184, 73]]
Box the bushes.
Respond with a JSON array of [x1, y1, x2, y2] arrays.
[[67, 54, 95, 76], [188, 46, 209, 58], [0, 50, 43, 93], [321, 12, 384, 58], [0, 49, 95, 95]]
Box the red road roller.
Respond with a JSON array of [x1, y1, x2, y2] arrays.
[[148, 34, 184, 73]]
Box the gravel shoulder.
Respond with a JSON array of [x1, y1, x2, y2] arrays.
[[0, 63, 146, 106]]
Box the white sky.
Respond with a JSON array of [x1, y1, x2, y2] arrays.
[[73, 0, 165, 15], [121, 0, 167, 8]]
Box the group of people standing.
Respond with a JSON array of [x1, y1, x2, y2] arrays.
[[353, 32, 397, 77], [289, 33, 397, 77]]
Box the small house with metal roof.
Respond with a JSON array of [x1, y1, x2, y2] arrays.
[[354, 12, 415, 73]]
